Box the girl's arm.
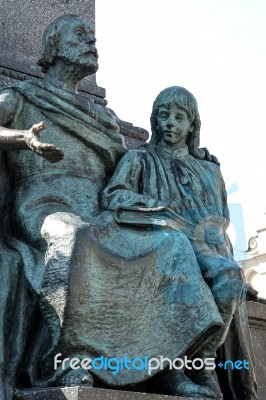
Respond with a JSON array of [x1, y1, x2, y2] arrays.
[[102, 150, 157, 210]]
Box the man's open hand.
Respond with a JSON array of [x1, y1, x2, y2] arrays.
[[25, 122, 64, 163]]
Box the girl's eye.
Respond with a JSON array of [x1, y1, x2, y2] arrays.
[[159, 113, 168, 119]]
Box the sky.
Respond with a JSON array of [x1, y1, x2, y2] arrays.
[[95, 0, 266, 260]]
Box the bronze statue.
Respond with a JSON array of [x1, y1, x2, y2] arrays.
[[0, 15, 257, 400], [101, 86, 257, 399], [0, 14, 125, 399]]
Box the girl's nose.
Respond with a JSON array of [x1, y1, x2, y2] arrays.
[[166, 115, 174, 127]]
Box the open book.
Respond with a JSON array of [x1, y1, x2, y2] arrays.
[[114, 206, 194, 239]]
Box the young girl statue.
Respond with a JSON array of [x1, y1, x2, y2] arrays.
[[102, 86, 256, 399]]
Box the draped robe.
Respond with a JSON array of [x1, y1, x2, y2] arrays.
[[101, 144, 257, 398], [0, 81, 223, 386], [0, 82, 255, 396], [0, 79, 126, 383]]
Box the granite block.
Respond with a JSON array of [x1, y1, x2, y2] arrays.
[[247, 301, 266, 400], [14, 386, 207, 400], [0, 0, 105, 98]]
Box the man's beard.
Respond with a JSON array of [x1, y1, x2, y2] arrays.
[[59, 55, 98, 77]]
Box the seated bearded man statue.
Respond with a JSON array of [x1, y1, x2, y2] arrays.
[[0, 15, 257, 400], [0, 14, 125, 400]]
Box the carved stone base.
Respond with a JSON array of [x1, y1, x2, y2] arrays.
[[14, 386, 206, 400], [247, 301, 266, 399]]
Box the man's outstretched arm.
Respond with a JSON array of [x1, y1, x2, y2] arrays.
[[0, 123, 64, 163], [0, 91, 63, 163]]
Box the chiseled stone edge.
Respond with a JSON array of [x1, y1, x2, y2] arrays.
[[15, 386, 207, 400], [247, 301, 266, 330], [0, 54, 106, 99]]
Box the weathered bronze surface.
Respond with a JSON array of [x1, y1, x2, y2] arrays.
[[101, 87, 257, 399], [0, 14, 126, 400], [0, 14, 258, 400]]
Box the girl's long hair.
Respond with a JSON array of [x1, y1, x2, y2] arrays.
[[149, 86, 205, 159]]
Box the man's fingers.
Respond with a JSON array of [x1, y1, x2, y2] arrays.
[[25, 125, 64, 163], [38, 148, 64, 163], [37, 142, 56, 151], [31, 121, 45, 135], [211, 155, 220, 166], [33, 145, 64, 162], [41, 149, 64, 163], [29, 138, 54, 151]]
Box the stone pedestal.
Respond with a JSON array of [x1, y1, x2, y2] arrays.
[[14, 386, 205, 400], [0, 0, 149, 143], [0, 0, 104, 99], [13, 301, 266, 400], [240, 217, 266, 300], [247, 301, 266, 400]]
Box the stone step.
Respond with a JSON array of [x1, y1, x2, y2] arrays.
[[14, 386, 208, 400]]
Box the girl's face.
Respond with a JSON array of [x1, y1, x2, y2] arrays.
[[156, 103, 193, 149]]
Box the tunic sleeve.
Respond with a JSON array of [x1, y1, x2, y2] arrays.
[[0, 90, 20, 126], [101, 150, 157, 210]]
